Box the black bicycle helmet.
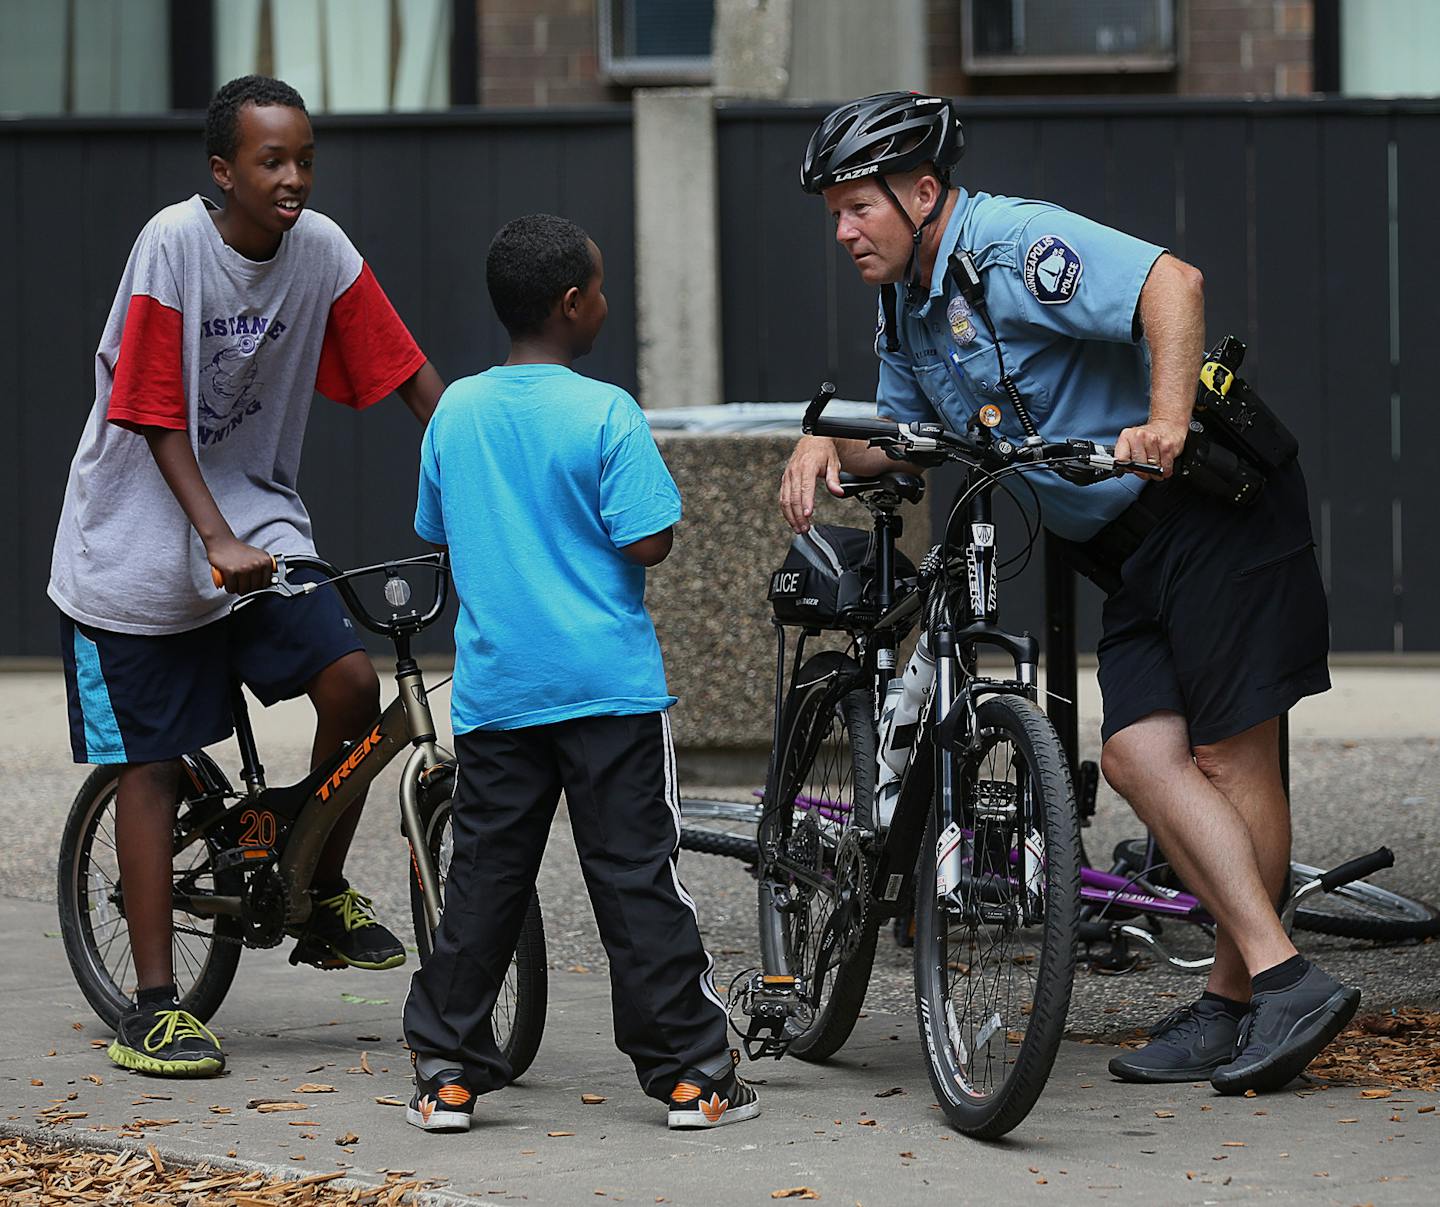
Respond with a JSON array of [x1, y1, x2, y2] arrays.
[[800, 91, 965, 194]]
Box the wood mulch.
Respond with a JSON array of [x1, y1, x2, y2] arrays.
[[0, 1136, 441, 1205], [1306, 1007, 1440, 1090]]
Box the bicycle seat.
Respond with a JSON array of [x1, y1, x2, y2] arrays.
[[837, 472, 925, 504]]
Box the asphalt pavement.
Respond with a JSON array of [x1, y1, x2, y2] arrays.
[[1, 664, 1438, 1203]]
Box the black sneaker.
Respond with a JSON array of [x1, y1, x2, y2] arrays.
[[108, 1005, 225, 1078], [1211, 964, 1361, 1095], [1108, 998, 1242, 1084], [667, 1050, 760, 1129], [290, 886, 405, 971], [406, 1063, 476, 1133]]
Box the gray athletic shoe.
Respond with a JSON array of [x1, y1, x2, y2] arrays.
[[1108, 997, 1242, 1084], [1210, 963, 1360, 1095]]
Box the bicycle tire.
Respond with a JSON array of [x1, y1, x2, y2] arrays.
[[409, 778, 548, 1081], [757, 651, 879, 1062], [913, 694, 1079, 1139], [1290, 860, 1440, 941], [58, 765, 244, 1030], [678, 799, 763, 863]]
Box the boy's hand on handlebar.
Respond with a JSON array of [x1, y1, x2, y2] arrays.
[[207, 538, 275, 594], [780, 436, 845, 533], [1114, 417, 1189, 480]]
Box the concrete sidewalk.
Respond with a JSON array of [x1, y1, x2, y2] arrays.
[[1, 895, 1435, 1206]]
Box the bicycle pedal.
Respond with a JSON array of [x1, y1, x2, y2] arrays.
[[214, 845, 277, 872]]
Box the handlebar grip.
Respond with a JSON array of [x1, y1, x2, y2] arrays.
[[1318, 846, 1394, 892], [212, 554, 277, 590], [809, 415, 903, 442]]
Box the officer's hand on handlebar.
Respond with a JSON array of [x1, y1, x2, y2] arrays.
[[207, 538, 275, 595], [1114, 417, 1189, 480], [780, 435, 846, 534]]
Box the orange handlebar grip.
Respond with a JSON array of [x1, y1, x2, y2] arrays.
[[211, 555, 276, 590]]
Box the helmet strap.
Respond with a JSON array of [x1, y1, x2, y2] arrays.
[[877, 174, 950, 306]]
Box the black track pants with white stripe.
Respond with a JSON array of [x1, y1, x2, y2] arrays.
[[403, 710, 729, 1099]]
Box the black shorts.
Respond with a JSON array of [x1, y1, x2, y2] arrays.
[[1097, 459, 1331, 748], [60, 570, 365, 765]]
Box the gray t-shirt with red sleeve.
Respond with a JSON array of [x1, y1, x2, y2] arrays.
[[49, 195, 425, 635]]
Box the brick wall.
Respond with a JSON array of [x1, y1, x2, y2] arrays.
[[475, 0, 624, 107], [928, 0, 1315, 98]]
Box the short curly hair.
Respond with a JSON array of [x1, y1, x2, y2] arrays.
[[206, 75, 309, 161], [486, 214, 596, 337]]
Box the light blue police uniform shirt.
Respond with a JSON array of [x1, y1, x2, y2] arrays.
[[877, 189, 1167, 542], [415, 365, 681, 734]]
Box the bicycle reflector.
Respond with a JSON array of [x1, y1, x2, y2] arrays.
[[383, 575, 412, 608]]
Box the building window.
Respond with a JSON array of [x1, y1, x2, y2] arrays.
[[214, 0, 452, 112], [0, 0, 171, 116], [599, 0, 714, 85], [963, 0, 1176, 75]]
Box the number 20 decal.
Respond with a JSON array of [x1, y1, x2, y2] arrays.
[[239, 809, 277, 848]]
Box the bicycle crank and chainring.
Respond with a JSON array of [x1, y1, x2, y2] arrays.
[[240, 864, 289, 948], [831, 829, 872, 959]]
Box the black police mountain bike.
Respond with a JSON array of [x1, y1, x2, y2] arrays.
[[731, 384, 1163, 1139], [57, 553, 547, 1079]]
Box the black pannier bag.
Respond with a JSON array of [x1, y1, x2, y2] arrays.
[[768, 524, 917, 629]]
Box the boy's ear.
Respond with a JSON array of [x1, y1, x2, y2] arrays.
[[209, 154, 234, 194], [560, 285, 582, 319]]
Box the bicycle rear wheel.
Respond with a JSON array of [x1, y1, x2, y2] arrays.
[[678, 798, 763, 863], [914, 694, 1079, 1138], [410, 776, 548, 1081], [1290, 861, 1440, 941], [757, 651, 878, 1062], [58, 765, 244, 1030]]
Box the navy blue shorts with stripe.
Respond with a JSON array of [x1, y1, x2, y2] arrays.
[[60, 570, 365, 765]]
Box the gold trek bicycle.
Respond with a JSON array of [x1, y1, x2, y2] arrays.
[[57, 552, 547, 1078]]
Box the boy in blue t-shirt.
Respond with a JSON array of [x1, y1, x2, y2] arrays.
[[402, 214, 757, 1133]]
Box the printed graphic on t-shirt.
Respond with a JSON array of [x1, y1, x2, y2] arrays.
[[196, 314, 290, 445]]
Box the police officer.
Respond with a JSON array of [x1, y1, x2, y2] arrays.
[[780, 92, 1356, 1095]]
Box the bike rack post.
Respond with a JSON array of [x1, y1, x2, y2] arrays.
[[1042, 533, 1080, 777]]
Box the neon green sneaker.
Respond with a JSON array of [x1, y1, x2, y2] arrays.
[[108, 1006, 225, 1077], [289, 885, 406, 971]]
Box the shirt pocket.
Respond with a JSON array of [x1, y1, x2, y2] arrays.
[[913, 356, 967, 417]]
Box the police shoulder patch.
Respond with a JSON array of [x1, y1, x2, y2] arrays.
[[1023, 235, 1083, 304]]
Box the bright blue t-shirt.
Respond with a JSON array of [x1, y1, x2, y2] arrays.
[[415, 364, 682, 733], [877, 189, 1166, 542]]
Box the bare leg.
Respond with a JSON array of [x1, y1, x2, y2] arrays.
[[1101, 711, 1296, 1001], [1192, 717, 1292, 1001], [115, 760, 183, 991], [306, 651, 382, 887]]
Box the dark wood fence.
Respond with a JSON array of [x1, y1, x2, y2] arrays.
[[3, 98, 1435, 655], [717, 98, 1440, 654]]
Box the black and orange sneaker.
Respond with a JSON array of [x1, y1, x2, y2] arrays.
[[666, 1050, 760, 1130], [406, 1060, 476, 1133], [289, 884, 405, 971]]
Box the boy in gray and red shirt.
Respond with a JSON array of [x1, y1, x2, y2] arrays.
[[49, 75, 445, 1077]]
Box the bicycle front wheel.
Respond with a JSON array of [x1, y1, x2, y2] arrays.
[[914, 694, 1080, 1139], [1290, 861, 1440, 941], [57, 765, 244, 1030], [410, 776, 548, 1081], [757, 651, 878, 1062]]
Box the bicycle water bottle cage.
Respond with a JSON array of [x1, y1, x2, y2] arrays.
[[727, 971, 812, 1060]]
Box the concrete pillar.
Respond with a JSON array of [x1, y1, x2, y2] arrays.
[[787, 0, 928, 100], [633, 88, 723, 408], [714, 0, 793, 98]]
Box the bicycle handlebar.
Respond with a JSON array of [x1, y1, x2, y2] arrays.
[[1318, 846, 1394, 893], [228, 551, 451, 640], [801, 382, 1162, 480]]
